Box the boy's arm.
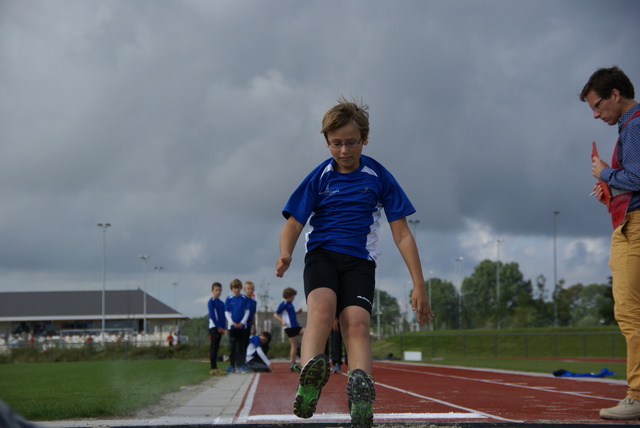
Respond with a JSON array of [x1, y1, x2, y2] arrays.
[[276, 216, 304, 278], [225, 311, 233, 327], [389, 217, 434, 324], [240, 309, 250, 327], [273, 312, 286, 326], [256, 346, 271, 366]]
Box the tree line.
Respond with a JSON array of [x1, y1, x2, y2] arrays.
[[410, 259, 614, 331]]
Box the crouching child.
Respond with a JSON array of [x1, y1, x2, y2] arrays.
[[246, 332, 272, 373]]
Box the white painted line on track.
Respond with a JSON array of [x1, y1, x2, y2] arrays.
[[375, 380, 519, 423], [245, 412, 486, 423], [235, 373, 261, 424], [386, 366, 620, 402]]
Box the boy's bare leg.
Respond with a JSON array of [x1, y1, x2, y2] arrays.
[[340, 306, 372, 373], [288, 336, 298, 363], [300, 287, 336, 364]]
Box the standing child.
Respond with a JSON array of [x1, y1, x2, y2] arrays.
[[275, 97, 433, 427], [274, 287, 304, 372], [208, 282, 227, 375], [245, 331, 272, 373], [243, 281, 258, 354], [225, 278, 249, 374]]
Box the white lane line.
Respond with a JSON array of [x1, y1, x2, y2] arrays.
[[245, 412, 485, 423], [375, 380, 519, 422], [386, 366, 619, 402], [235, 373, 261, 424]]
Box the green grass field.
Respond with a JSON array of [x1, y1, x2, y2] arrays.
[[0, 360, 217, 421]]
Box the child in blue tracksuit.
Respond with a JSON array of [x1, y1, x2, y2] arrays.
[[207, 282, 227, 375], [274, 287, 303, 371], [225, 278, 249, 373], [243, 281, 257, 351], [245, 331, 272, 372]]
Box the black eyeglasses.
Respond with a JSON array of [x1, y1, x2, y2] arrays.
[[327, 139, 361, 149], [591, 98, 606, 112]]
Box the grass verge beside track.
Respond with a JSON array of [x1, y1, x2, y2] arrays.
[[0, 359, 216, 421]]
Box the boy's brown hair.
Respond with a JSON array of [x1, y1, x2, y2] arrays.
[[321, 96, 370, 142], [230, 278, 242, 290], [260, 331, 272, 344], [211, 282, 222, 290], [282, 287, 297, 299]]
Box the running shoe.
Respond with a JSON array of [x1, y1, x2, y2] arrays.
[[330, 365, 342, 374], [293, 354, 330, 419], [239, 365, 248, 374], [291, 363, 302, 373], [600, 397, 640, 420], [225, 366, 235, 374], [347, 369, 376, 428]]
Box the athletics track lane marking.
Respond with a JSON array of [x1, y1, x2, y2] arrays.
[[234, 370, 519, 424], [385, 365, 620, 403]]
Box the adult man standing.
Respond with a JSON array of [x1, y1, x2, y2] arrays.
[[582, 66, 640, 420]]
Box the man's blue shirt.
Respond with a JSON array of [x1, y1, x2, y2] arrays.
[[600, 103, 640, 212]]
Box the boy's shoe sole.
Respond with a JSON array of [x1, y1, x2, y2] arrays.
[[293, 354, 330, 419], [347, 369, 375, 428]]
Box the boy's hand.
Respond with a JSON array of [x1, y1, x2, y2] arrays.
[[411, 286, 434, 324], [276, 255, 292, 278]]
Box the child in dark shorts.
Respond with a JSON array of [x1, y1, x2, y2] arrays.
[[274, 287, 304, 371], [275, 96, 433, 427]]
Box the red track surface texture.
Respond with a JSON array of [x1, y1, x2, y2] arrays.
[[234, 361, 637, 425]]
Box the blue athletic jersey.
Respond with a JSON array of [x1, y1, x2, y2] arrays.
[[208, 297, 226, 329], [225, 295, 248, 329], [283, 155, 415, 261], [274, 301, 299, 328], [243, 295, 257, 329]]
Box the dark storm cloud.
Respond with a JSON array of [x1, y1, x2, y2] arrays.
[[1, 0, 638, 315]]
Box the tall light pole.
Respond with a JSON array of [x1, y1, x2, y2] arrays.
[[97, 223, 111, 343], [553, 211, 560, 327], [138, 255, 149, 334], [408, 219, 420, 330], [154, 266, 163, 297], [428, 270, 434, 331], [455, 257, 464, 329], [496, 239, 504, 330]]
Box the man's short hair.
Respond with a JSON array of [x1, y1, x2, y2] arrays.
[[580, 66, 635, 101]]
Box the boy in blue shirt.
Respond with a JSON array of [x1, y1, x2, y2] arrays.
[[274, 287, 304, 371], [276, 97, 433, 427], [245, 331, 272, 373], [208, 282, 227, 375], [243, 280, 258, 352], [224, 278, 249, 373]]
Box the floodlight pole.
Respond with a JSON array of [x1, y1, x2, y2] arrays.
[[154, 266, 163, 297], [496, 239, 504, 329], [553, 211, 560, 327], [455, 257, 464, 329], [408, 219, 420, 330], [139, 255, 149, 335], [97, 223, 111, 343]]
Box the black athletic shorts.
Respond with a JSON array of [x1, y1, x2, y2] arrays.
[[284, 327, 302, 338], [303, 248, 376, 315]]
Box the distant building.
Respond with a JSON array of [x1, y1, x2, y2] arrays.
[[0, 289, 188, 344]]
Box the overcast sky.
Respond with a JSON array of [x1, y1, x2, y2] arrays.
[[2, 0, 639, 319]]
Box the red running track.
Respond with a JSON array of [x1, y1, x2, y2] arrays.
[[233, 361, 637, 425]]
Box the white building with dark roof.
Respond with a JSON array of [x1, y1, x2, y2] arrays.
[[0, 289, 188, 345]]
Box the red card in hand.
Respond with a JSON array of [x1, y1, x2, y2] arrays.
[[592, 141, 611, 208]]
